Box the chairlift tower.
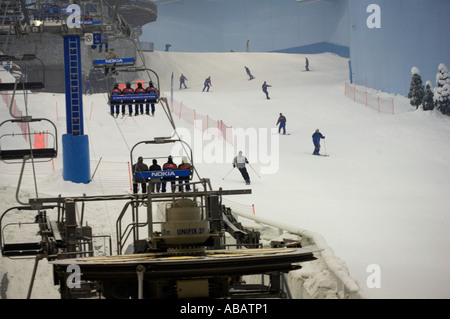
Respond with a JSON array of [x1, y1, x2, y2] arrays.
[[62, 28, 90, 183], [1, 1, 152, 183]]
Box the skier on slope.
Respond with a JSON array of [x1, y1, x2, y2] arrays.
[[262, 81, 271, 99], [233, 151, 251, 185], [180, 74, 188, 89], [203, 76, 212, 92], [276, 113, 287, 134], [245, 66, 254, 80], [312, 129, 325, 155]]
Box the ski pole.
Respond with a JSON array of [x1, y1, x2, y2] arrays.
[[248, 163, 260, 178], [222, 167, 235, 180]]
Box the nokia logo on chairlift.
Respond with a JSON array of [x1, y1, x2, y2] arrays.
[[151, 171, 176, 177], [105, 58, 123, 64]]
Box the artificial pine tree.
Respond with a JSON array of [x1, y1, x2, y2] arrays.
[[422, 81, 434, 111], [434, 63, 450, 115], [408, 67, 424, 109]]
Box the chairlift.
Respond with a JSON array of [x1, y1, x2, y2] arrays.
[[106, 67, 160, 106], [0, 54, 45, 91], [0, 205, 57, 258], [0, 117, 58, 163], [130, 138, 197, 187], [91, 36, 138, 73]]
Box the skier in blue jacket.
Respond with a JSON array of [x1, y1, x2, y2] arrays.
[[276, 113, 287, 134], [312, 129, 325, 155], [203, 76, 212, 92], [262, 81, 271, 99]]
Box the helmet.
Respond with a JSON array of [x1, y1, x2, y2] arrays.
[[137, 82, 143, 88], [114, 83, 118, 88], [126, 82, 131, 88], [138, 156, 143, 162]]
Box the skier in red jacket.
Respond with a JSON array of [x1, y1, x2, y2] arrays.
[[161, 156, 177, 193], [122, 82, 135, 116], [110, 83, 122, 117], [134, 82, 146, 115]]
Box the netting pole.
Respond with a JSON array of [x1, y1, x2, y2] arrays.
[[231, 127, 233, 145], [128, 162, 132, 191], [179, 101, 183, 119], [89, 101, 93, 120], [353, 86, 356, 101]]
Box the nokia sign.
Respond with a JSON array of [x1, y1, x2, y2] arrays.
[[136, 169, 191, 179]]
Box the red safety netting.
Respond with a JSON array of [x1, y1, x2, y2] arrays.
[[169, 97, 233, 145], [344, 82, 395, 115]]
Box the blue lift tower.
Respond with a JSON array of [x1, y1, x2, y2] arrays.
[[2, 1, 136, 183], [59, 1, 128, 183], [62, 34, 89, 183]]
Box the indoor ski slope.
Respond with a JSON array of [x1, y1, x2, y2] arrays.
[[1, 51, 449, 299]]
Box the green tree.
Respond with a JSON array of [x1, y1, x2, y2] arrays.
[[422, 81, 434, 111], [408, 67, 424, 109]]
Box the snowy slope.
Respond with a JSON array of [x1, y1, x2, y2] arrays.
[[1, 51, 450, 299]]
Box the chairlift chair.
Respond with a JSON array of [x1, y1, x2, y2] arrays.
[[130, 138, 196, 186], [0, 54, 45, 91], [91, 36, 138, 75], [106, 67, 160, 106], [0, 117, 58, 163]]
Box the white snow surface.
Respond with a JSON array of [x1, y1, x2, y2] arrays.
[[1, 51, 450, 299]]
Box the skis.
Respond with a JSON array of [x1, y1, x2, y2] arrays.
[[109, 112, 154, 118]]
